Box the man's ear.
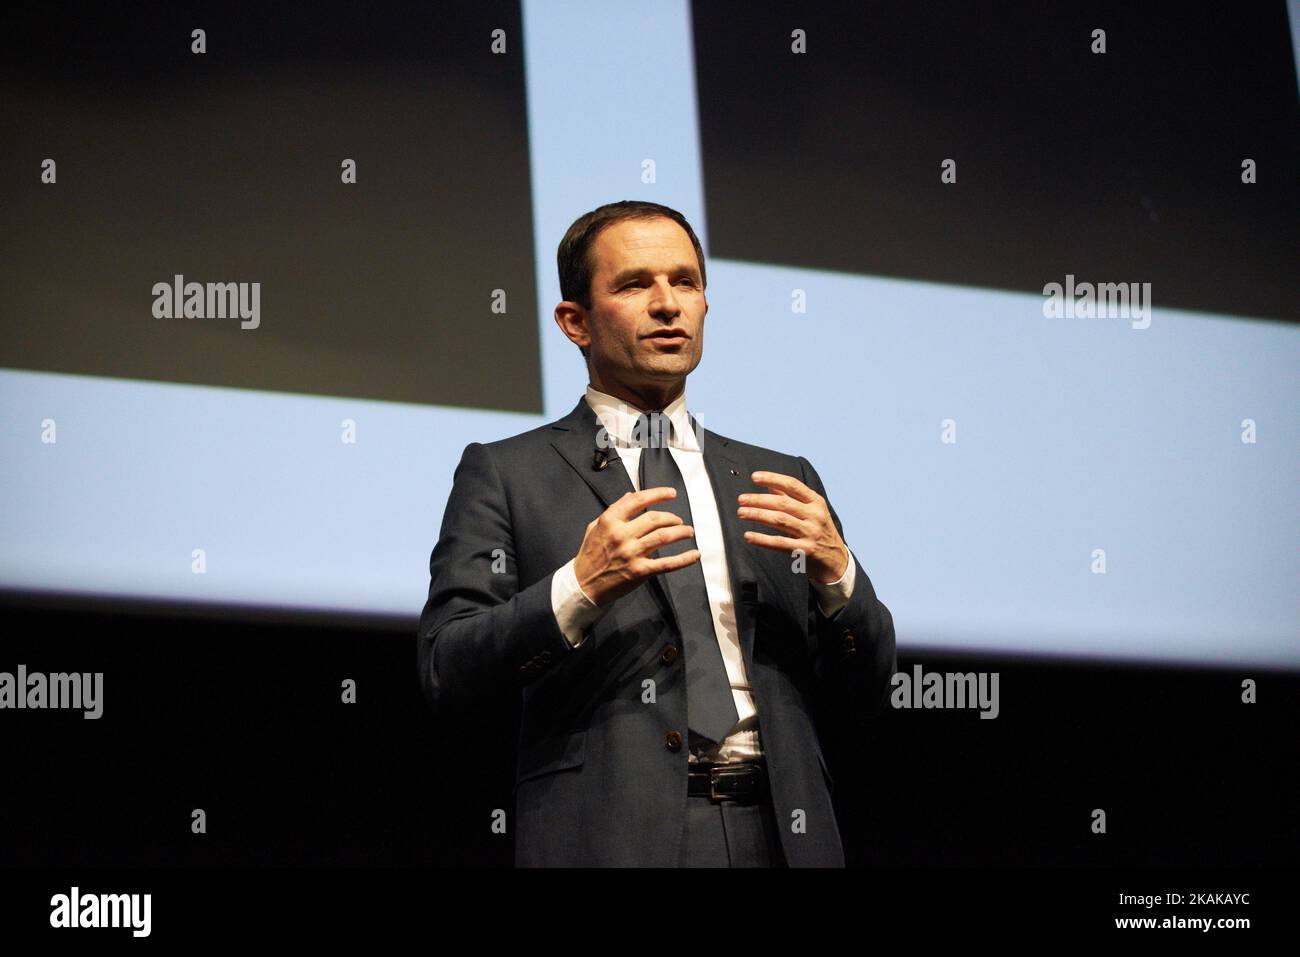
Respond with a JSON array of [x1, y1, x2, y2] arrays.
[[554, 301, 591, 354]]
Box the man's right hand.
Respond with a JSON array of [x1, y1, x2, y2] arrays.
[[573, 487, 699, 607]]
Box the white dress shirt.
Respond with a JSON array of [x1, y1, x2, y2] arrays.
[[550, 385, 855, 764]]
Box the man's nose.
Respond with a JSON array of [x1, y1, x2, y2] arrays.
[[647, 279, 682, 317]]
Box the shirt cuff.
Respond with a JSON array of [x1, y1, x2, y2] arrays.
[[811, 549, 856, 618], [551, 557, 607, 648]]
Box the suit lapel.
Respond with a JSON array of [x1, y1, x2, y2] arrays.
[[549, 395, 760, 669], [549, 395, 637, 508]]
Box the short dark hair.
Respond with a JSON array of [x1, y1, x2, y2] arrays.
[[557, 200, 707, 362]]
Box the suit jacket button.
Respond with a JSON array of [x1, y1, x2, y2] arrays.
[[660, 645, 678, 665], [541, 650, 552, 663], [665, 730, 683, 751]]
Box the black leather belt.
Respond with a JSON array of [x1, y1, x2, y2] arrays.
[[687, 759, 768, 802]]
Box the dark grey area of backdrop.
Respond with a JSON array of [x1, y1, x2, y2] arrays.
[[3, 600, 1296, 868], [1, 0, 541, 412], [692, 0, 1299, 324]]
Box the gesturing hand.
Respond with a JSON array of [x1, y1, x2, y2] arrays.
[[573, 486, 700, 607], [738, 470, 849, 584]]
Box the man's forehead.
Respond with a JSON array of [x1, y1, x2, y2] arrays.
[[593, 219, 698, 274]]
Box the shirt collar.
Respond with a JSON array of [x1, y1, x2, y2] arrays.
[[584, 384, 700, 452]]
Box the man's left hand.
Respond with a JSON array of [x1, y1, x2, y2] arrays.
[[738, 471, 849, 584]]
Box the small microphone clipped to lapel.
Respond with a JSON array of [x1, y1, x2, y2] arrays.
[[592, 446, 613, 471]]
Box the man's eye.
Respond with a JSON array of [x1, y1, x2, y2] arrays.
[[620, 279, 695, 290]]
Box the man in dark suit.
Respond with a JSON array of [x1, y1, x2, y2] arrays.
[[417, 200, 895, 867]]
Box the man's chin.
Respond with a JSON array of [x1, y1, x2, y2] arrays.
[[642, 352, 698, 374], [637, 360, 689, 377]]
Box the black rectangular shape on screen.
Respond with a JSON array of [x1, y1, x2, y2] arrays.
[[2, 1, 541, 412], [690, 0, 1298, 323]]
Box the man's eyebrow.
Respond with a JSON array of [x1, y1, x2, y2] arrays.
[[609, 264, 701, 285]]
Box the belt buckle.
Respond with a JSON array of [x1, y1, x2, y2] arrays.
[[709, 763, 755, 800]]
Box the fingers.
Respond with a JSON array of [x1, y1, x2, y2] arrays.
[[636, 521, 696, 554], [742, 530, 801, 552], [738, 491, 813, 520], [624, 506, 687, 541], [611, 485, 678, 521], [646, 549, 701, 574], [595, 488, 701, 591], [737, 504, 806, 536], [749, 470, 818, 504]]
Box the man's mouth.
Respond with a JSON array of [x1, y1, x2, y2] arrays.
[[645, 328, 690, 346]]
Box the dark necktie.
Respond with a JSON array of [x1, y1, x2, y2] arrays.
[[636, 412, 740, 744]]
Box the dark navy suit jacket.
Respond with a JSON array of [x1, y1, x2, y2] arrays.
[[417, 394, 895, 866]]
